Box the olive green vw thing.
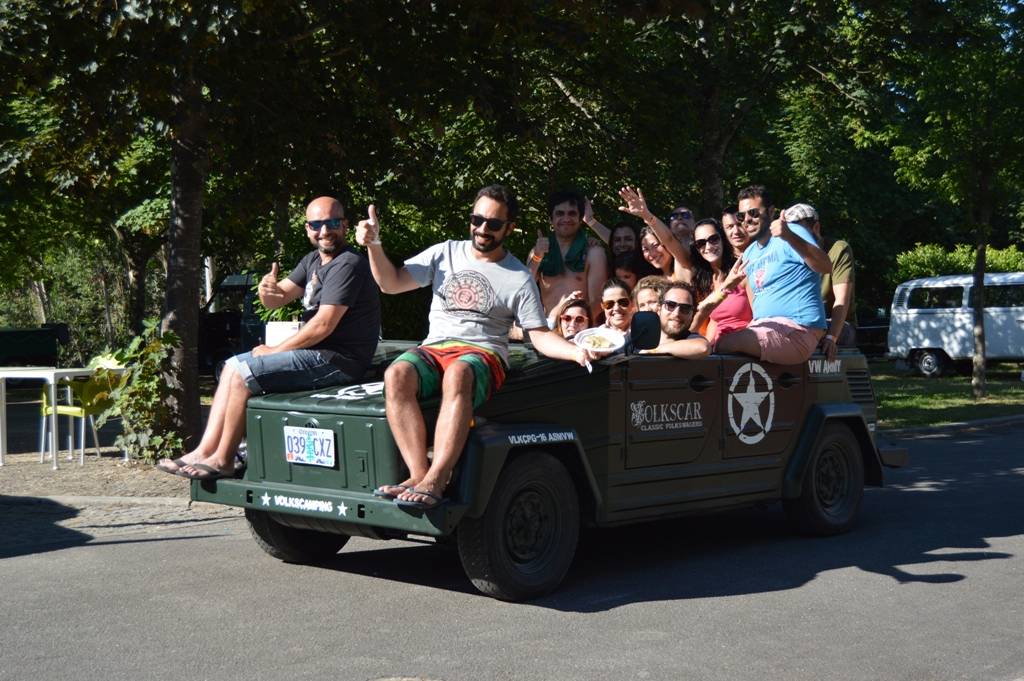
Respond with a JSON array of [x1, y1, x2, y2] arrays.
[[193, 340, 906, 601]]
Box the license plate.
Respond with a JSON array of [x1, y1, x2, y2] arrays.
[[283, 426, 336, 468]]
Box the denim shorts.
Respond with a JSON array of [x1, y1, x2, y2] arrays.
[[226, 349, 356, 395]]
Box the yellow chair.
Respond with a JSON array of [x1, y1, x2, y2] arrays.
[[38, 374, 115, 465]]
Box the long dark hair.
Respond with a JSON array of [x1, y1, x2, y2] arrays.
[[689, 218, 736, 299]]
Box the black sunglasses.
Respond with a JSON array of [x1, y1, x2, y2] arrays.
[[735, 209, 763, 222], [469, 214, 509, 231], [668, 210, 693, 222], [601, 298, 631, 310], [306, 218, 344, 231], [694, 233, 722, 250], [660, 300, 694, 314]]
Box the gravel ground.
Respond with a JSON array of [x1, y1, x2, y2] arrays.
[[0, 450, 191, 498]]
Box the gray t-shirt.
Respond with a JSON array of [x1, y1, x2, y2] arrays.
[[404, 240, 547, 364]]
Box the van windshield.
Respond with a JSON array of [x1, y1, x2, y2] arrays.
[[907, 286, 964, 309]]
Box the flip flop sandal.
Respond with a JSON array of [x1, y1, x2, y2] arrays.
[[177, 463, 235, 481], [373, 484, 412, 500], [155, 457, 188, 475], [394, 488, 448, 510]]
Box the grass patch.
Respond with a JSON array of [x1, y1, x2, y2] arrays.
[[871, 360, 1024, 429]]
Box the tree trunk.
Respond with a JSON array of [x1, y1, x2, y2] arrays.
[[29, 279, 49, 324], [125, 249, 150, 337], [274, 192, 290, 260], [164, 80, 208, 446], [970, 172, 994, 399]]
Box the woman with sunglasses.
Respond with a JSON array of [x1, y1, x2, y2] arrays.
[[617, 186, 694, 283], [598, 277, 635, 334], [550, 297, 592, 340], [688, 218, 752, 344]]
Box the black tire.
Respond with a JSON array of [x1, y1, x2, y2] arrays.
[[784, 423, 865, 536], [457, 451, 580, 601], [245, 509, 349, 563], [914, 349, 948, 378]]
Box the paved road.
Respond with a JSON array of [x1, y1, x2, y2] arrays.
[[1, 424, 1022, 681]]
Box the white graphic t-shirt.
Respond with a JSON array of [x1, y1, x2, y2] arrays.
[[403, 240, 547, 364]]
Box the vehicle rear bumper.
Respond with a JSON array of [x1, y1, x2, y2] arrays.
[[190, 478, 462, 536]]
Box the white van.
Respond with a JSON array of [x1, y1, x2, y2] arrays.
[[887, 272, 1024, 376]]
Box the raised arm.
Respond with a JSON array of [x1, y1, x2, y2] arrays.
[[582, 197, 611, 244], [355, 204, 421, 294], [771, 210, 832, 275], [617, 186, 693, 276]]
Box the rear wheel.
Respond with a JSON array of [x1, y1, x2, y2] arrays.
[[457, 451, 580, 601], [245, 509, 349, 563], [784, 423, 865, 536], [914, 349, 948, 378]]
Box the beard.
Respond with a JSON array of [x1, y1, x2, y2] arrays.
[[471, 230, 505, 253], [662, 318, 688, 340], [318, 240, 338, 254]]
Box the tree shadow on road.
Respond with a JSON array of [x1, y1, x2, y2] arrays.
[[0, 495, 91, 558], [311, 425, 1022, 608]]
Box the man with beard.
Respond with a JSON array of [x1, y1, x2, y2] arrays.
[[528, 190, 608, 319], [357, 184, 595, 510], [162, 196, 381, 480], [716, 186, 832, 364], [640, 282, 710, 359]]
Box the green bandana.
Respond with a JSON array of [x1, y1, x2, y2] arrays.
[[539, 229, 588, 277]]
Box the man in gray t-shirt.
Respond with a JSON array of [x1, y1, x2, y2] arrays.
[[356, 184, 594, 510]]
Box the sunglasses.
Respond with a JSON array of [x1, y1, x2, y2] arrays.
[[601, 298, 631, 310], [668, 210, 693, 222], [560, 314, 588, 325], [469, 214, 509, 231], [661, 300, 694, 314], [306, 218, 344, 231], [735, 209, 763, 222], [694, 233, 722, 250]]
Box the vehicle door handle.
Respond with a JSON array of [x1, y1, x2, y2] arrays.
[[690, 375, 715, 391], [778, 372, 801, 387]]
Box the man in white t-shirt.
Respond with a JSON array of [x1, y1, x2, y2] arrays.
[[356, 184, 595, 510]]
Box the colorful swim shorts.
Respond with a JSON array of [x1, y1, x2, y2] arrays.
[[392, 340, 507, 409]]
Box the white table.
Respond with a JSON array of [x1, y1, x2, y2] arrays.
[[0, 367, 106, 470]]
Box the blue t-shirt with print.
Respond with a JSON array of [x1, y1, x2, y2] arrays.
[[743, 223, 827, 329]]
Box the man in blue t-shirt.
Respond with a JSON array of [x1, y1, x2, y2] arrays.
[[716, 186, 832, 364]]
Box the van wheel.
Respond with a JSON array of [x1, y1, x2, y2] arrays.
[[914, 349, 948, 378], [457, 451, 579, 601], [245, 509, 349, 563], [784, 423, 864, 536]]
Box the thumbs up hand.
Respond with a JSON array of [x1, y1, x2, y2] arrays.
[[356, 204, 381, 246], [259, 262, 285, 300], [533, 229, 550, 257]]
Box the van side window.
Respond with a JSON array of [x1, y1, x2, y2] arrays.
[[907, 286, 964, 309], [982, 284, 1024, 308]]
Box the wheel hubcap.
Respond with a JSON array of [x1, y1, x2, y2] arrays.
[[921, 354, 937, 373], [505, 489, 552, 563], [816, 448, 849, 512]]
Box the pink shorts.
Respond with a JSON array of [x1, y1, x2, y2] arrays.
[[746, 317, 824, 364]]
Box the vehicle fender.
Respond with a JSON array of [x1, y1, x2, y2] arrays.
[[782, 403, 884, 498], [457, 422, 600, 519]]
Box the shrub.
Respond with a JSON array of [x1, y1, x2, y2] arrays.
[[97, 319, 184, 463], [894, 243, 1024, 284]]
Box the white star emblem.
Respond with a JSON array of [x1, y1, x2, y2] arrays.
[[260, 492, 271, 507], [727, 362, 775, 445], [337, 502, 348, 517]]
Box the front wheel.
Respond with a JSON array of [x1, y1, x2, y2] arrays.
[[245, 509, 349, 563], [914, 349, 948, 378], [457, 451, 580, 601], [784, 423, 865, 536]]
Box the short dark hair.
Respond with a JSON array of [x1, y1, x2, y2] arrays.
[[661, 281, 696, 304], [476, 184, 519, 221], [546, 190, 585, 218], [602, 276, 632, 296], [737, 185, 771, 208]]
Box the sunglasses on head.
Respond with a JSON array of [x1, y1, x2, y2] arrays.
[[694, 233, 722, 250], [735, 208, 763, 222], [469, 214, 509, 231], [306, 218, 344, 231], [661, 300, 694, 314], [560, 313, 588, 325], [601, 297, 631, 310], [668, 210, 693, 222]]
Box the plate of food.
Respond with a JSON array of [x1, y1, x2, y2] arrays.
[[574, 327, 626, 354]]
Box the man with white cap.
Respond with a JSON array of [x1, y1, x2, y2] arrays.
[[785, 203, 856, 361], [715, 189, 832, 365]]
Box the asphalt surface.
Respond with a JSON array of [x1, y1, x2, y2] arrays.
[[1, 423, 1023, 681]]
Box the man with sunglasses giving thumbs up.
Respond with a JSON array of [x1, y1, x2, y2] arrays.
[[355, 184, 596, 510]]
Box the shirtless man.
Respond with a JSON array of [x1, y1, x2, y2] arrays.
[[527, 190, 608, 319]]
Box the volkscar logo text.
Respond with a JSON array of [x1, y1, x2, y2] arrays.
[[727, 362, 775, 445], [808, 358, 842, 375], [630, 400, 703, 432], [507, 431, 575, 445], [270, 495, 333, 513]]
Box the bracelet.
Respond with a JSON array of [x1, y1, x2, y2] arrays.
[[369, 239, 382, 246], [530, 253, 543, 263], [825, 334, 834, 341]]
